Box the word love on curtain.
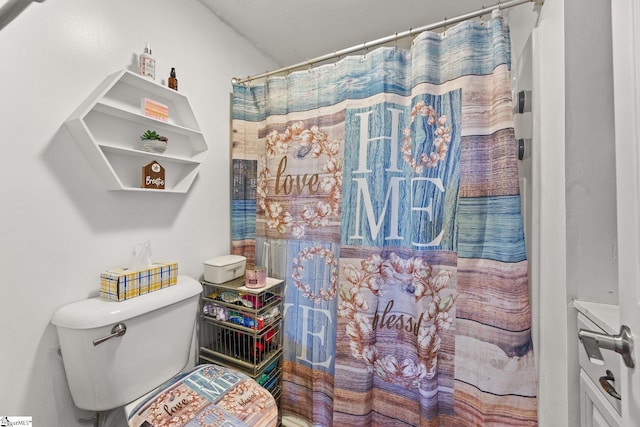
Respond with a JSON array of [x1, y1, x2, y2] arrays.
[[231, 10, 537, 427]]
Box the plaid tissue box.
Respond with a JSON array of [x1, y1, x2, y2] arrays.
[[100, 261, 178, 301]]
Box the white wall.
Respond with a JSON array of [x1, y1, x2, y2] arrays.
[[507, 2, 573, 426], [524, 0, 617, 426], [532, 0, 571, 425], [565, 0, 617, 304], [564, 0, 617, 425], [0, 0, 275, 424]]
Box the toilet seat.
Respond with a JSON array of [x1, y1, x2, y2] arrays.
[[123, 383, 165, 420], [125, 364, 278, 427]]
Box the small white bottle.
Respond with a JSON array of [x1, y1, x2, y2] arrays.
[[139, 43, 155, 80]]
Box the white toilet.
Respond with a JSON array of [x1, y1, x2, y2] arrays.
[[51, 276, 278, 427], [52, 275, 278, 427]]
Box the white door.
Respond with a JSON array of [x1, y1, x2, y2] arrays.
[[612, 0, 640, 424]]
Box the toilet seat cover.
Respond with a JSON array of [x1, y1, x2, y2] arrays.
[[126, 364, 278, 427]]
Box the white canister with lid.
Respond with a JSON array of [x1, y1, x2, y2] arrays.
[[203, 255, 246, 284]]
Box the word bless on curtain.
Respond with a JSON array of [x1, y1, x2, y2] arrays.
[[231, 11, 537, 426]]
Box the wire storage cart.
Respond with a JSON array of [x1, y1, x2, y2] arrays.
[[199, 276, 284, 421]]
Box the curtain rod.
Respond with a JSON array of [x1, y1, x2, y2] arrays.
[[232, 0, 543, 85]]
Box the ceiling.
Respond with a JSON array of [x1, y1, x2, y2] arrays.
[[199, 0, 496, 71]]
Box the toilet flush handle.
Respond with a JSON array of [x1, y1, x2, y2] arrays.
[[93, 323, 127, 346]]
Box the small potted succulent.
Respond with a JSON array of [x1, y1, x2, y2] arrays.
[[140, 130, 168, 153]]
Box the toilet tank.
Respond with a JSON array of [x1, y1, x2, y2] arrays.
[[51, 275, 202, 411]]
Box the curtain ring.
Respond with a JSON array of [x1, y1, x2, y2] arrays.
[[495, 0, 503, 19], [394, 32, 398, 50], [480, 5, 485, 25], [442, 17, 447, 38]]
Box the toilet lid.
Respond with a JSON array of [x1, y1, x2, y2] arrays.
[[125, 364, 278, 427]]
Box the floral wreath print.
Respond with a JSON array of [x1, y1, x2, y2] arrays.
[[401, 100, 452, 174], [292, 245, 339, 304], [338, 253, 456, 388], [219, 380, 273, 418], [145, 387, 202, 426], [257, 121, 343, 239], [196, 407, 226, 427]]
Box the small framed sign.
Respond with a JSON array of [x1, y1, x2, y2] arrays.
[[141, 98, 169, 122], [142, 161, 165, 189]]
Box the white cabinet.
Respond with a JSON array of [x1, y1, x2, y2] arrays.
[[65, 70, 208, 193], [576, 303, 623, 427], [580, 370, 621, 427]]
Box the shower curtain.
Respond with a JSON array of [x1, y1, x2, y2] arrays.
[[230, 11, 537, 426]]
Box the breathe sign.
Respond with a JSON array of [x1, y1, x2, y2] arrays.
[[142, 160, 165, 190]]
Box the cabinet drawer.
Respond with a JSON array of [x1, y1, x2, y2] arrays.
[[201, 317, 282, 366], [578, 312, 622, 415], [580, 370, 621, 426], [202, 277, 284, 316]]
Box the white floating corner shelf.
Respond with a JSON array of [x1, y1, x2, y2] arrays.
[[65, 69, 208, 193]]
